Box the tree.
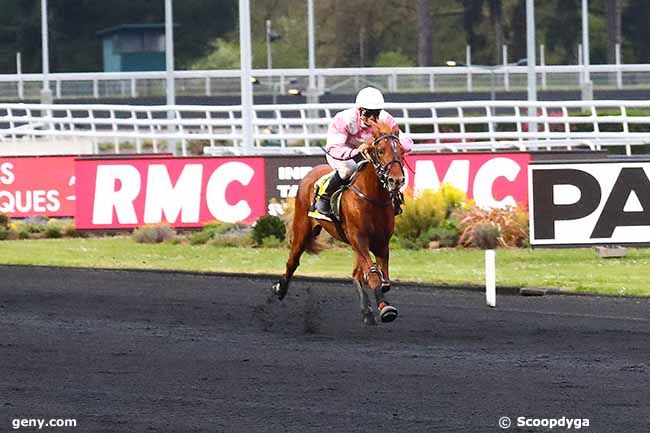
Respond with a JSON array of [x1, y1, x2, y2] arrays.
[[0, 0, 236, 73], [541, 0, 580, 64], [488, 0, 503, 64], [417, 0, 433, 66], [622, 0, 650, 62], [462, 0, 485, 62], [605, 0, 622, 64]]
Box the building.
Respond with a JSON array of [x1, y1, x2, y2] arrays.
[[97, 24, 168, 72]]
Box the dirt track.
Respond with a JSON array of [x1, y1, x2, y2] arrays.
[[1, 265, 648, 433]]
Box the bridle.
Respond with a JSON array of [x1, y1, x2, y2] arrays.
[[365, 134, 405, 191], [350, 133, 405, 208]]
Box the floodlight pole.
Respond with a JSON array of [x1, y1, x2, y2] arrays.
[[265, 20, 273, 70], [525, 0, 537, 134], [581, 0, 593, 100], [239, 0, 254, 150], [40, 0, 52, 105], [165, 0, 175, 107], [165, 0, 177, 155], [307, 0, 318, 104]]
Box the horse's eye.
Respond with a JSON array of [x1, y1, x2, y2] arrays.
[[378, 150, 384, 156]]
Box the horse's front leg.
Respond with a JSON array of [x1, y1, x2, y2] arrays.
[[375, 245, 392, 293], [353, 257, 376, 325], [350, 238, 396, 324], [372, 244, 398, 323]]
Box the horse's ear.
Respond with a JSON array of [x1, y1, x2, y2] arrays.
[[391, 124, 400, 136]]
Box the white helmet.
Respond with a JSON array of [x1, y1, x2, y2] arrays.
[[355, 87, 385, 110]]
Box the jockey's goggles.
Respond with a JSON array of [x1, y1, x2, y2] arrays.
[[359, 107, 381, 118]]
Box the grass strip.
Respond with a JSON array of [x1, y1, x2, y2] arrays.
[[0, 237, 648, 296]]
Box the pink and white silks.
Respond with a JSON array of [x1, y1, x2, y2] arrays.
[[324, 107, 413, 179]]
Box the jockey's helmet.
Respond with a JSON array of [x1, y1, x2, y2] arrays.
[[355, 87, 384, 110]]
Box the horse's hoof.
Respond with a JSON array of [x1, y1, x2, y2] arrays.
[[272, 278, 288, 300], [379, 305, 398, 323], [381, 283, 391, 293]]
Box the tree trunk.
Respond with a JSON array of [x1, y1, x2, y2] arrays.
[[635, 2, 650, 62], [416, 0, 433, 66], [510, 1, 526, 63], [605, 0, 622, 64], [489, 0, 503, 64]]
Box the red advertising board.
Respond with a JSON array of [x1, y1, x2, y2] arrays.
[[75, 157, 266, 229], [0, 156, 76, 217], [405, 153, 531, 208]]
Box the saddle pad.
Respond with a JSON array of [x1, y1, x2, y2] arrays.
[[314, 171, 335, 197], [313, 170, 344, 220]]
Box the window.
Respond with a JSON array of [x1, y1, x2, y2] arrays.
[[117, 33, 164, 53]]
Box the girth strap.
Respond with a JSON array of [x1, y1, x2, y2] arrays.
[[348, 185, 392, 208]]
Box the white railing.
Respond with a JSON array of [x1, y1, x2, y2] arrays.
[[2, 100, 650, 156], [2, 64, 650, 100]]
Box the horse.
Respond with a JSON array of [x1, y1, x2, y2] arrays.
[[272, 120, 406, 325]]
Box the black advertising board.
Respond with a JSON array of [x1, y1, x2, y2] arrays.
[[529, 157, 650, 246]]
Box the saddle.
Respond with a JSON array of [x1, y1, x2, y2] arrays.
[[311, 171, 346, 220], [309, 161, 403, 220]]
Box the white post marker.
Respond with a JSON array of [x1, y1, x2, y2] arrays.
[[485, 249, 496, 307]]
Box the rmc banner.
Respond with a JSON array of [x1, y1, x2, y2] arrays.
[[264, 153, 531, 211], [75, 157, 267, 229], [6, 152, 532, 227], [529, 160, 650, 246], [405, 153, 530, 208]]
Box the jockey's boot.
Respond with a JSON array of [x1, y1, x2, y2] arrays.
[[313, 171, 345, 220]]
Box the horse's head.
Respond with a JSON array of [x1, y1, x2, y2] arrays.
[[363, 120, 406, 193]]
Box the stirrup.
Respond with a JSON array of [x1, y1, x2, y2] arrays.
[[308, 209, 332, 221], [309, 195, 333, 221]]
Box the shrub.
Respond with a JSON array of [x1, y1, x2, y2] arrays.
[[252, 215, 286, 246], [0, 226, 8, 240], [394, 184, 468, 249], [63, 224, 80, 238], [190, 221, 250, 245], [469, 223, 500, 249], [260, 235, 283, 248], [0, 213, 9, 227], [15, 217, 49, 234], [374, 50, 415, 67], [44, 218, 76, 239], [427, 221, 461, 248], [6, 228, 19, 240], [457, 205, 529, 248], [44, 225, 63, 239], [189, 230, 212, 245], [132, 224, 176, 244]]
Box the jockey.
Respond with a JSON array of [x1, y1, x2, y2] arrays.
[[312, 86, 413, 220]]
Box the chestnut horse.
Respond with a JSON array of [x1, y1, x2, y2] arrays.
[[272, 120, 406, 325]]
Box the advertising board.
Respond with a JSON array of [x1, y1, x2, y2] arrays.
[[405, 153, 530, 208], [529, 160, 650, 245], [75, 157, 266, 229], [0, 156, 76, 217]]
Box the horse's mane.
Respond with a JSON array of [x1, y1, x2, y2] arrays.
[[373, 120, 394, 136]]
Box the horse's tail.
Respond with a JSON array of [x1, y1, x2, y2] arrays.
[[302, 226, 326, 255], [283, 198, 326, 255]]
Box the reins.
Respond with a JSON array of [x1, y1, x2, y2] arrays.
[[351, 134, 405, 208], [319, 131, 405, 209]]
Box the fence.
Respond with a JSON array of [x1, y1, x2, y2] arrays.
[[2, 100, 650, 156], [2, 64, 650, 100]]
